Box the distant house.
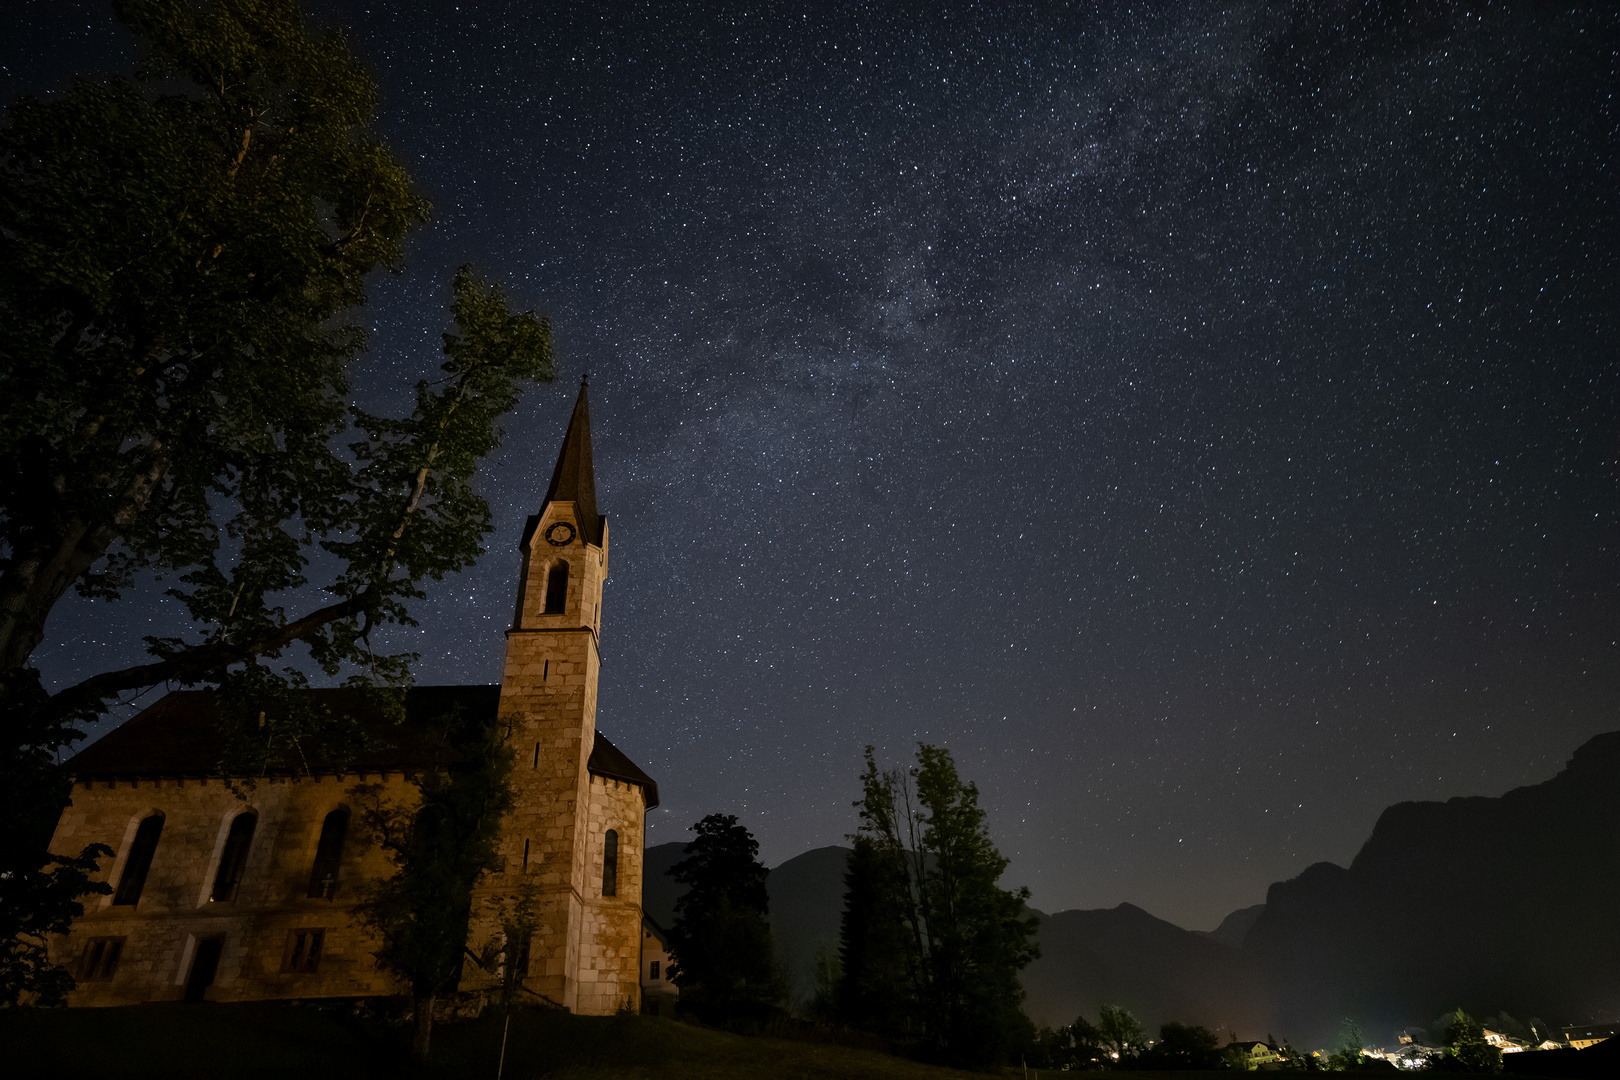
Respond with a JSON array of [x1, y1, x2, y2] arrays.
[[1230, 1041, 1283, 1069], [1484, 1029, 1530, 1053], [640, 915, 678, 1017], [1563, 1025, 1617, 1051]]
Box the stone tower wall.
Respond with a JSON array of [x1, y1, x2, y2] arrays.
[[470, 498, 646, 1015], [575, 774, 646, 1014]]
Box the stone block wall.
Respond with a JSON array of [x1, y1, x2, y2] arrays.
[[49, 772, 417, 1005], [574, 774, 646, 1015]]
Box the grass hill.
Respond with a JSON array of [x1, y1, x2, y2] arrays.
[[0, 1001, 988, 1080]]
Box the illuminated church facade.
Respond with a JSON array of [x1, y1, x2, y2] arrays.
[[47, 381, 658, 1014]]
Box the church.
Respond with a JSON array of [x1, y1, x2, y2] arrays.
[[46, 381, 659, 1014]]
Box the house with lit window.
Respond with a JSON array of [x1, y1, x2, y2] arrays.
[[1483, 1029, 1530, 1054], [1563, 1025, 1618, 1051], [49, 381, 659, 1014], [1229, 1041, 1284, 1069]]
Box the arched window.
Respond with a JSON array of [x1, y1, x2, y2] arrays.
[[545, 561, 569, 614], [602, 829, 618, 897], [113, 814, 164, 906], [306, 808, 350, 899], [210, 811, 257, 903]]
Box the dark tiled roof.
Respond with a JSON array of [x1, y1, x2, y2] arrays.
[[65, 686, 658, 807], [64, 686, 497, 777], [589, 731, 660, 809]]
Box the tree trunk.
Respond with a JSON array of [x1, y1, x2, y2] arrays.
[[0, 445, 173, 688], [412, 992, 435, 1062]]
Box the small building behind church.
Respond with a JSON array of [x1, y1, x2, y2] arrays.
[[47, 381, 658, 1015], [639, 915, 678, 1017]]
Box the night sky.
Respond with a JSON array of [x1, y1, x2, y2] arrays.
[[6, 1, 1617, 930]]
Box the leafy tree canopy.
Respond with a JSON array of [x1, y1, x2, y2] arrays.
[[355, 708, 515, 1062], [1097, 1002, 1146, 1060], [0, 0, 554, 1008], [1, 0, 554, 733]]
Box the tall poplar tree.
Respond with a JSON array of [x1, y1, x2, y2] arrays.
[[837, 744, 1039, 1066]]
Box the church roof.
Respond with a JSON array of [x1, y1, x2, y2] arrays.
[[526, 378, 603, 548], [65, 686, 658, 808]]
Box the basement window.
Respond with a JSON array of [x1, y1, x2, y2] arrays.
[[283, 929, 324, 973], [80, 937, 125, 982]]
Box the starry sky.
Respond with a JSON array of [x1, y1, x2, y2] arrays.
[[6, 0, 1617, 930]]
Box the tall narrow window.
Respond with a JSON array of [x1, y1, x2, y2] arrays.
[[532, 742, 540, 768], [602, 829, 618, 897], [307, 808, 350, 899], [544, 561, 569, 614], [210, 812, 257, 903], [113, 814, 164, 906]]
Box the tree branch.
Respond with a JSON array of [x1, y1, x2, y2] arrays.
[[49, 588, 375, 717]]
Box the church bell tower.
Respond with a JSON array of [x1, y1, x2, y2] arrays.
[[474, 378, 631, 1012]]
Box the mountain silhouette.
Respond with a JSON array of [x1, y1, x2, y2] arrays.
[[1202, 904, 1265, 949], [1020, 902, 1267, 1034], [1245, 730, 1620, 1043]]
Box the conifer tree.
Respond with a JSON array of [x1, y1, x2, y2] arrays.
[[667, 813, 783, 1028]]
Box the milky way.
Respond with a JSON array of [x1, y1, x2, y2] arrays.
[[7, 1, 1616, 928]]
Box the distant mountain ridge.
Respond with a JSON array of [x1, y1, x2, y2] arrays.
[[641, 731, 1620, 1046], [1201, 904, 1265, 949]]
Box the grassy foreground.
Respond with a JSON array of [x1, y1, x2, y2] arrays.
[[0, 1001, 990, 1079]]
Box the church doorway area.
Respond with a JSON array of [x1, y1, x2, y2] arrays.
[[184, 936, 224, 1003]]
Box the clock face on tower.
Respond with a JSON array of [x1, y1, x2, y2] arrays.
[[544, 521, 575, 547]]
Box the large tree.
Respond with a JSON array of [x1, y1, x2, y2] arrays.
[[836, 744, 1039, 1067], [0, 0, 555, 1005], [355, 710, 514, 1063], [667, 813, 784, 1028]]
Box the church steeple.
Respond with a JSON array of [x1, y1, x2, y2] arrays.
[[541, 378, 602, 546], [486, 378, 642, 1017]]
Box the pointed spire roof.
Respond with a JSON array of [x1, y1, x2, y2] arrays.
[[538, 378, 603, 545]]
